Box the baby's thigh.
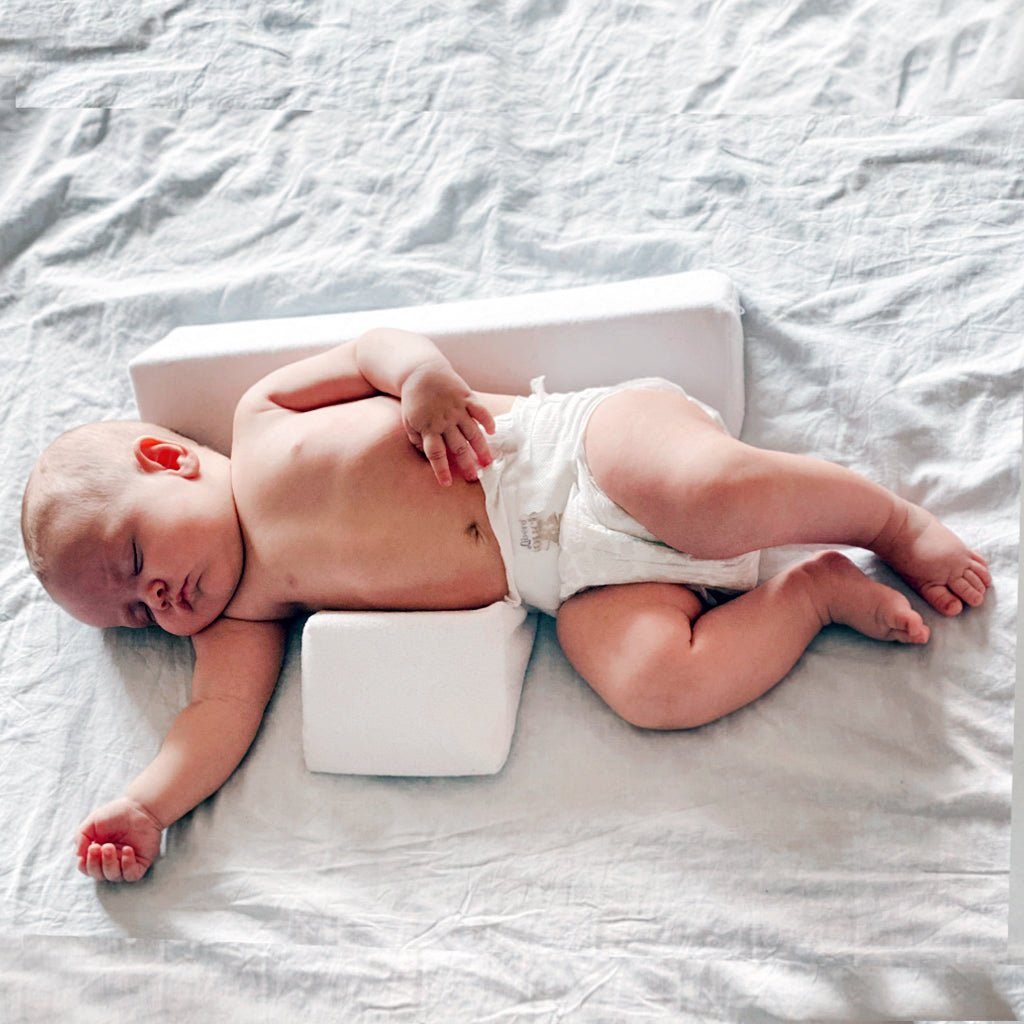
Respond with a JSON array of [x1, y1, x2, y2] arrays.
[[583, 387, 740, 520], [555, 581, 704, 729]]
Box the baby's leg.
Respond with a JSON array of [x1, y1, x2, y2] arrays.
[[556, 551, 928, 731], [693, 443, 992, 618], [585, 389, 992, 618]]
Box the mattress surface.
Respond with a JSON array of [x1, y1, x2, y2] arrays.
[[1, 3, 1022, 1017]]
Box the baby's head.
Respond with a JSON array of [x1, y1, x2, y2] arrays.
[[21, 419, 244, 637]]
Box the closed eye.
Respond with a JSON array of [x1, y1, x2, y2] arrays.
[[131, 541, 152, 625]]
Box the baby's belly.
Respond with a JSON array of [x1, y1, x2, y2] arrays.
[[302, 451, 509, 613], [369, 478, 510, 610]]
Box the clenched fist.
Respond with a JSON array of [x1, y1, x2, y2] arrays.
[[75, 796, 163, 883]]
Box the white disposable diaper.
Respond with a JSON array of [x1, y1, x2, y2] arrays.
[[477, 375, 762, 617]]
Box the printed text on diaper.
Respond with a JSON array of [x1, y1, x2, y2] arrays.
[[519, 511, 561, 551]]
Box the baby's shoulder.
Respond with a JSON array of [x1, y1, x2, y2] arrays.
[[189, 615, 288, 705], [192, 614, 288, 649], [191, 614, 288, 669], [232, 387, 279, 442], [229, 391, 287, 489]]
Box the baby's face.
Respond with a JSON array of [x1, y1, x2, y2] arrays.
[[48, 434, 244, 637]]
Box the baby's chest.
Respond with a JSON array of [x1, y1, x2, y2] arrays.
[[231, 404, 498, 610]]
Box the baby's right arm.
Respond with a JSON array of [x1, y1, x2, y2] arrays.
[[76, 617, 287, 883]]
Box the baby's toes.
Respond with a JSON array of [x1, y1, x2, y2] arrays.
[[964, 566, 989, 593], [950, 573, 985, 608], [922, 582, 962, 616], [893, 608, 929, 644], [968, 560, 992, 588]]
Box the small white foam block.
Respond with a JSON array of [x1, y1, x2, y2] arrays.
[[302, 604, 538, 776], [129, 270, 745, 776]]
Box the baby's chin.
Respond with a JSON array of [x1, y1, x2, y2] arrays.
[[175, 607, 225, 637], [160, 598, 228, 638], [162, 621, 205, 638]]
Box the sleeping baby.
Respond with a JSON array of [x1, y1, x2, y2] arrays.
[[20, 327, 991, 883]]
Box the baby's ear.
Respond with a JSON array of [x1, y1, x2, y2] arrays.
[[133, 436, 200, 478]]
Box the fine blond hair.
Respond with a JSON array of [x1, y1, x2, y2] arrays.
[[21, 419, 207, 593]]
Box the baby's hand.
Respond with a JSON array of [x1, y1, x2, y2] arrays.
[[400, 361, 496, 486], [75, 796, 163, 883]]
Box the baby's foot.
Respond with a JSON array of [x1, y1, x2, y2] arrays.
[[871, 499, 992, 616], [804, 550, 930, 644]]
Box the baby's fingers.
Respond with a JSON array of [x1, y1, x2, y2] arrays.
[[459, 414, 494, 470], [422, 433, 451, 486], [84, 842, 105, 880], [466, 400, 496, 436], [100, 842, 124, 882], [83, 842, 133, 882], [121, 845, 145, 883], [442, 425, 481, 482], [75, 830, 91, 860]]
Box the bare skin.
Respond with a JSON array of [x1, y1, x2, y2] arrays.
[[221, 389, 519, 624], [813, 549, 930, 642], [870, 498, 989, 617]]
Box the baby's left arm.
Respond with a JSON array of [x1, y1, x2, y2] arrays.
[[247, 326, 445, 412]]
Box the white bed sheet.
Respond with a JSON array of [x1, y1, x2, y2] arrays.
[[1, 4, 1023, 1019], [0, 0, 1021, 113]]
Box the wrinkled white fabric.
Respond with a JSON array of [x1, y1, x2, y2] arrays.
[[0, 0, 1020, 113], [1, 1, 1023, 1017]]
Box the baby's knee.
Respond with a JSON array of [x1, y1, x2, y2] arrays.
[[623, 681, 721, 731], [610, 640, 716, 732], [615, 641, 730, 731], [556, 585, 702, 730]]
